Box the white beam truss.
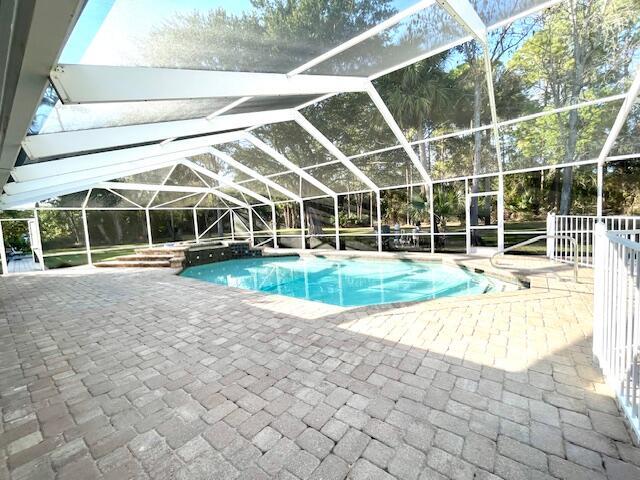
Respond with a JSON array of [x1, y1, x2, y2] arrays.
[[365, 83, 432, 185], [207, 147, 302, 203], [207, 97, 252, 120], [5, 152, 199, 196], [293, 113, 379, 192], [0, 158, 181, 208], [105, 187, 143, 209], [143, 164, 175, 209], [151, 192, 201, 209], [51, 64, 370, 104], [197, 210, 229, 240], [243, 133, 337, 199], [97, 182, 251, 209], [22, 112, 282, 160], [17, 132, 246, 181], [180, 159, 273, 206], [368, 0, 564, 81], [288, 0, 436, 76], [437, 0, 487, 43], [3, 151, 281, 211]]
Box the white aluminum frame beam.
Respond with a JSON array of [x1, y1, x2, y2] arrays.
[[5, 156, 185, 197], [596, 67, 640, 217], [152, 192, 202, 209], [0, 159, 180, 208], [293, 113, 379, 192], [243, 133, 337, 199], [437, 0, 487, 44], [365, 83, 433, 185], [11, 147, 210, 185], [288, 0, 436, 76], [51, 64, 370, 104], [0, 0, 84, 188], [180, 159, 273, 206], [99, 182, 222, 195], [440, 0, 505, 253], [367, 0, 563, 81], [22, 109, 295, 160], [208, 147, 302, 203], [105, 187, 143, 209]]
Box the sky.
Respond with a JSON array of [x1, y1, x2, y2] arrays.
[[59, 0, 421, 64], [59, 0, 257, 63]]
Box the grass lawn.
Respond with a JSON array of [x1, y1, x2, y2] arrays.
[[44, 246, 138, 269]]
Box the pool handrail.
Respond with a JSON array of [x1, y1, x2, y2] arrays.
[[489, 234, 579, 283]]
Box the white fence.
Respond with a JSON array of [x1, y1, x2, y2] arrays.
[[549, 214, 640, 267], [593, 224, 640, 440]]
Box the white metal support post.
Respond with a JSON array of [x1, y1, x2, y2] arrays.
[[597, 164, 605, 220], [429, 183, 435, 253], [145, 208, 153, 246], [497, 175, 505, 252], [248, 208, 254, 246], [193, 207, 199, 243], [546, 213, 556, 259], [334, 196, 340, 250], [82, 209, 92, 265], [271, 204, 279, 248], [82, 190, 92, 265], [483, 34, 506, 254], [595, 67, 640, 218], [230, 209, 235, 240], [33, 208, 45, 271], [299, 201, 306, 250], [443, 0, 507, 254], [0, 221, 7, 275], [465, 179, 471, 254], [376, 192, 383, 253]]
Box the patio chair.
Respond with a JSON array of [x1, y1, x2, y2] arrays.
[[7, 246, 23, 259]]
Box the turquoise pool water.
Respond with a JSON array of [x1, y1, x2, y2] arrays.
[[181, 256, 506, 307]]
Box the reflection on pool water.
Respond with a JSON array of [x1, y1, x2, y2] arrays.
[[181, 255, 511, 307]]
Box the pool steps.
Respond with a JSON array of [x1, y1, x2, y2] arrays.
[[93, 241, 262, 268]]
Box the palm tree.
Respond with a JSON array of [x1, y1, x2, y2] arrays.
[[432, 187, 464, 234], [374, 53, 453, 173]]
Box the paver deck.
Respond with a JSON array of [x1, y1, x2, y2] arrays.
[[1, 253, 639, 479]]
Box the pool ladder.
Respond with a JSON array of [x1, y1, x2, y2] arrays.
[[489, 234, 579, 283]]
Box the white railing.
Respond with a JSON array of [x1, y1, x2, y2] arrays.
[[492, 234, 578, 282], [549, 214, 640, 267], [593, 224, 640, 441]]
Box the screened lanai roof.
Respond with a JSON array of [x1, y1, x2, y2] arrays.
[[1, 0, 639, 211]]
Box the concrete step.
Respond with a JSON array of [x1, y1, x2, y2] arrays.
[[94, 260, 171, 268], [134, 247, 188, 256], [110, 254, 174, 262]]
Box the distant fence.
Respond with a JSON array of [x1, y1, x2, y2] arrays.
[[593, 225, 640, 441], [548, 214, 640, 267]]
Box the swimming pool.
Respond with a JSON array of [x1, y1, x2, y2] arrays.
[[181, 255, 511, 307]]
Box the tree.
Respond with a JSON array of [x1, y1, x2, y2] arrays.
[[374, 53, 453, 171], [506, 0, 640, 213], [141, 1, 396, 72]]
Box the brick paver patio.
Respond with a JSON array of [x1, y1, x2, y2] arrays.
[[1, 254, 639, 479]]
